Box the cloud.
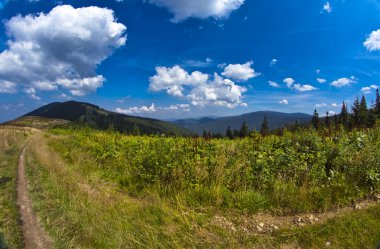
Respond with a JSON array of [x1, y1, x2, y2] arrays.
[[315, 102, 339, 108], [270, 59, 278, 66], [0, 5, 126, 97], [316, 69, 321, 74], [330, 76, 356, 88], [278, 99, 288, 105], [361, 84, 378, 94], [283, 78, 316, 92], [149, 65, 247, 108], [222, 61, 260, 81], [322, 2, 332, 13], [0, 80, 17, 93], [148, 0, 245, 23], [24, 87, 41, 100], [317, 78, 326, 83], [149, 65, 209, 97], [116, 103, 157, 114], [183, 58, 213, 68], [293, 84, 316, 92], [364, 29, 380, 51], [283, 78, 296, 88], [268, 80, 280, 88], [116, 103, 190, 114]]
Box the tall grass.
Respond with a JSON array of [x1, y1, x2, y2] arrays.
[[0, 128, 30, 249], [24, 126, 380, 248]]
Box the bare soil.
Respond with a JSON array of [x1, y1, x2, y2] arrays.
[[17, 147, 52, 249]]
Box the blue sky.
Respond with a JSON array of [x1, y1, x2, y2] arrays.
[[0, 0, 380, 122]]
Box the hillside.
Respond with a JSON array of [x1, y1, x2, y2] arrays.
[[23, 101, 190, 135], [172, 111, 312, 134]]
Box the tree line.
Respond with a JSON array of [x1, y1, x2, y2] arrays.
[[201, 89, 380, 139]]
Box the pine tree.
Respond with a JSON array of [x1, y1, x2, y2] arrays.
[[376, 88, 380, 114], [325, 112, 331, 128], [260, 116, 269, 136], [239, 121, 249, 138], [202, 130, 207, 139], [359, 95, 368, 127], [352, 96, 360, 127], [131, 124, 140, 136], [339, 101, 348, 128], [226, 126, 233, 139], [311, 109, 320, 129]]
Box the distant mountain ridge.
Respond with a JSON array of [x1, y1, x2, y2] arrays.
[[24, 101, 191, 135], [172, 111, 312, 134]]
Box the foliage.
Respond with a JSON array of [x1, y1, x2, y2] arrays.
[[49, 125, 380, 214]]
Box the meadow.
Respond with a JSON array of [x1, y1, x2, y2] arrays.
[[18, 124, 380, 248]]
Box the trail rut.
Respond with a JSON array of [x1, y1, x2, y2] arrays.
[[17, 147, 52, 249]]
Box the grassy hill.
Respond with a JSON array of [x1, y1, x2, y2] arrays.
[[22, 101, 191, 135], [172, 111, 312, 134]]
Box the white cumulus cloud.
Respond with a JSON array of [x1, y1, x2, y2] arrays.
[[361, 84, 378, 94], [221, 61, 260, 82], [268, 81, 280, 88], [283, 78, 316, 92], [116, 103, 191, 115], [0, 80, 17, 93], [149, 65, 247, 108], [317, 78, 326, 83], [293, 84, 316, 92], [364, 30, 380, 51], [148, 0, 245, 23], [0, 5, 126, 98], [323, 2, 332, 13], [278, 99, 288, 105], [330, 77, 356, 88], [283, 78, 296, 88]]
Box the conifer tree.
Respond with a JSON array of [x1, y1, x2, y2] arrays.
[[352, 96, 360, 127], [260, 116, 269, 136], [376, 88, 380, 114], [311, 109, 320, 129], [359, 95, 368, 127], [226, 126, 233, 139], [339, 101, 348, 128], [239, 121, 249, 138], [202, 130, 207, 139], [131, 124, 140, 136]]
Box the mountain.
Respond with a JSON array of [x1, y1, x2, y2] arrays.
[[172, 111, 312, 134], [23, 101, 191, 135]]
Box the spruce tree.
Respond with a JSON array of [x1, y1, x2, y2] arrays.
[[339, 101, 348, 129], [260, 116, 269, 136], [376, 88, 380, 114], [359, 95, 368, 127], [226, 126, 233, 139], [131, 124, 140, 136], [352, 96, 360, 127], [311, 109, 320, 129], [202, 130, 207, 139], [239, 121, 249, 138]]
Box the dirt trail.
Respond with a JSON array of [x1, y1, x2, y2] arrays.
[[17, 147, 53, 249]]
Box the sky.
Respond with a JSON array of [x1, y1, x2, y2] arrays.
[[0, 0, 380, 122]]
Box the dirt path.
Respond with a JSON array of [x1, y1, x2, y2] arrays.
[[17, 147, 53, 249], [211, 197, 380, 235]]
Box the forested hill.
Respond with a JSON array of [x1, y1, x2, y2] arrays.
[[24, 101, 191, 135], [172, 111, 312, 134]]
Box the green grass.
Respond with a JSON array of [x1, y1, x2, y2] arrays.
[[0, 129, 29, 249], [22, 126, 380, 248], [276, 203, 380, 248]]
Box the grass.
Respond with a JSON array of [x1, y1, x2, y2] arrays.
[[22, 127, 380, 248], [0, 128, 30, 249]]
